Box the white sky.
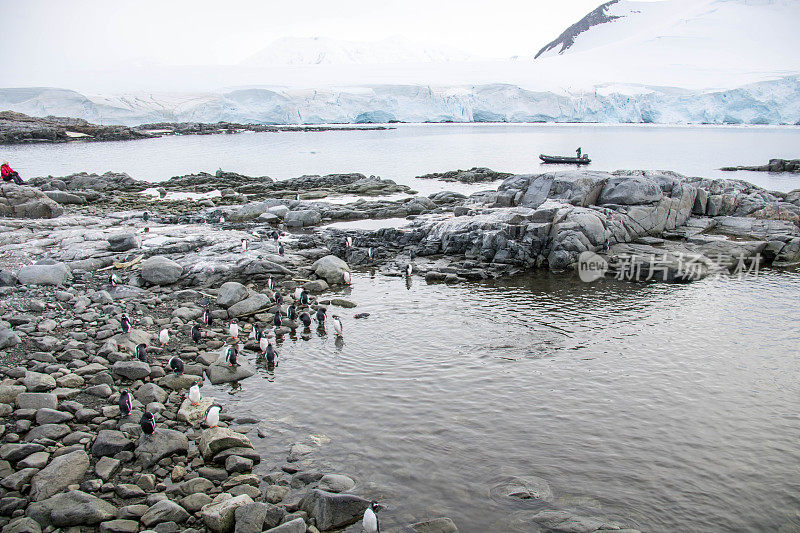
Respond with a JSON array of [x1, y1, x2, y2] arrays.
[[1, 0, 608, 73]]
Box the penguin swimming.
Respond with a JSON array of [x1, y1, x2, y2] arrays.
[[135, 343, 148, 362], [202, 309, 213, 326], [140, 412, 155, 436], [159, 328, 169, 346], [121, 314, 132, 334], [225, 345, 238, 367], [273, 312, 282, 328], [191, 325, 202, 343], [299, 312, 312, 328], [332, 315, 343, 337], [287, 305, 297, 321], [119, 390, 133, 417], [266, 342, 277, 364], [363, 502, 380, 533], [205, 405, 221, 428], [188, 383, 201, 406], [168, 356, 184, 375], [229, 321, 239, 340]]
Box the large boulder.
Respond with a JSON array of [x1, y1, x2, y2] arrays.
[[16, 263, 72, 286], [0, 185, 63, 218], [205, 355, 256, 385], [43, 190, 85, 205], [227, 294, 271, 318], [0, 328, 21, 349], [199, 427, 254, 462], [284, 209, 321, 228], [27, 490, 116, 528], [201, 494, 254, 532], [91, 430, 134, 457], [108, 233, 139, 252], [311, 255, 351, 285], [177, 396, 215, 426], [135, 428, 189, 467], [140, 255, 183, 285], [112, 360, 151, 380], [29, 450, 90, 501], [410, 517, 459, 533], [598, 176, 663, 205], [217, 282, 250, 308], [300, 489, 370, 530]]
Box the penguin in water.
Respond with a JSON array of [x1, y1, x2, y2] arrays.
[[265, 342, 277, 365], [332, 315, 343, 337], [315, 307, 326, 325], [135, 343, 148, 362], [287, 305, 297, 321], [140, 412, 156, 436], [119, 390, 133, 417], [121, 314, 132, 334], [273, 312, 282, 329], [202, 309, 213, 326], [159, 328, 169, 346], [274, 291, 284, 306], [229, 321, 240, 341], [109, 273, 122, 287], [278, 243, 285, 256], [259, 336, 269, 356], [191, 325, 202, 343], [205, 405, 221, 428], [343, 271, 351, 285], [188, 382, 201, 406], [300, 290, 309, 306], [241, 239, 248, 253], [168, 356, 184, 375], [406, 263, 413, 277], [299, 312, 312, 329], [363, 502, 380, 533], [225, 345, 238, 367]]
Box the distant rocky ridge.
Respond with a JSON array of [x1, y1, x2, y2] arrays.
[[535, 0, 622, 59], [721, 158, 800, 173]]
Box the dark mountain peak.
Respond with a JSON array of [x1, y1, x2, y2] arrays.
[[535, 0, 623, 59]]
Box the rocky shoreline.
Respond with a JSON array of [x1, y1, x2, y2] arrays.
[[721, 158, 800, 173], [0, 112, 391, 145], [1, 165, 799, 533]]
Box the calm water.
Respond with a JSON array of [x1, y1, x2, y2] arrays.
[[205, 270, 800, 533], [4, 123, 800, 193]]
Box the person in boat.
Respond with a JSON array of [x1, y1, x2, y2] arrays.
[[576, 147, 582, 158], [1, 161, 24, 185]]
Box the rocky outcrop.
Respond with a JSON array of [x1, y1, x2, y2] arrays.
[[721, 158, 800, 173], [0, 111, 152, 144], [0, 185, 63, 219], [416, 167, 512, 183]]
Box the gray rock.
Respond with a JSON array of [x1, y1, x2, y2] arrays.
[[34, 408, 72, 424], [410, 517, 459, 533], [0, 328, 21, 349], [99, 519, 140, 533], [598, 176, 663, 205], [199, 427, 254, 461], [16, 263, 71, 286], [311, 255, 351, 285], [135, 382, 168, 404], [303, 279, 329, 293], [135, 428, 189, 467], [0, 270, 18, 286], [113, 360, 152, 380], [0, 184, 63, 219], [318, 474, 355, 493], [492, 475, 553, 502], [140, 256, 183, 285], [233, 502, 267, 533], [141, 500, 189, 527], [300, 489, 370, 530], [528, 510, 627, 533], [2, 517, 42, 533], [43, 190, 85, 204], [177, 396, 215, 426], [95, 456, 121, 481], [205, 355, 256, 385], [23, 372, 55, 392], [284, 209, 321, 227], [108, 233, 139, 252], [1, 468, 37, 491], [15, 393, 57, 410], [217, 282, 250, 308], [92, 430, 134, 457], [24, 423, 70, 442], [227, 294, 271, 318], [225, 455, 253, 473], [17, 451, 50, 469], [29, 450, 90, 501], [263, 517, 306, 533], [201, 494, 254, 533], [0, 443, 45, 462], [27, 490, 116, 527]]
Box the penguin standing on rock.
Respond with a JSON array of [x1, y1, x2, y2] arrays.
[[287, 305, 297, 321], [278, 243, 285, 256], [121, 314, 132, 334], [250, 324, 262, 342], [241, 239, 248, 253], [205, 405, 221, 428], [140, 412, 156, 436], [229, 321, 239, 341], [168, 356, 184, 375], [225, 345, 238, 367], [202, 309, 213, 326], [191, 325, 202, 343], [267, 277, 275, 291], [293, 287, 303, 301], [273, 312, 282, 329], [142, 211, 150, 222], [259, 336, 269, 356], [135, 343, 148, 363], [275, 292, 284, 306], [300, 290, 309, 306], [159, 328, 169, 347], [363, 502, 380, 533], [343, 271, 351, 285], [346, 236, 353, 248], [188, 383, 201, 406], [119, 390, 133, 417], [110, 273, 122, 287]]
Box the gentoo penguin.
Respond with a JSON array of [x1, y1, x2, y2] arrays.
[[121, 314, 132, 334], [225, 345, 238, 367], [267, 277, 275, 291], [346, 235, 353, 248], [275, 291, 284, 306], [249, 324, 262, 342], [191, 325, 202, 343], [343, 271, 351, 285], [119, 390, 133, 417], [287, 305, 297, 321], [202, 308, 213, 326], [241, 238, 248, 252], [367, 247, 374, 262], [140, 412, 156, 436], [603, 239, 611, 253], [135, 343, 148, 362], [406, 263, 413, 277], [266, 342, 277, 364], [168, 356, 184, 375], [295, 192, 300, 201], [332, 315, 343, 337], [278, 243, 285, 256], [159, 328, 169, 346], [315, 307, 326, 325], [299, 312, 312, 328], [273, 312, 282, 328], [142, 211, 150, 222], [293, 287, 303, 301], [188, 383, 201, 406], [363, 502, 380, 533], [110, 273, 121, 287], [220, 214, 226, 224], [205, 405, 221, 428], [229, 321, 239, 340], [271, 230, 280, 241], [300, 290, 309, 306], [259, 336, 269, 355]]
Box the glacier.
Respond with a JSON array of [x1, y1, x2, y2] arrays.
[[0, 76, 798, 127]]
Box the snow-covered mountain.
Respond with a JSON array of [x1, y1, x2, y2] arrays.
[[242, 36, 475, 66], [2, 76, 798, 126], [534, 0, 800, 79]]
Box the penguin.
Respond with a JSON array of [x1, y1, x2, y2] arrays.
[[202, 308, 213, 326], [273, 312, 282, 329], [406, 263, 413, 277], [140, 412, 156, 436], [188, 382, 201, 406], [368, 247, 374, 262], [295, 192, 300, 201], [315, 307, 326, 325], [271, 230, 280, 241], [332, 315, 343, 337], [220, 214, 226, 224], [266, 342, 277, 364], [293, 287, 303, 301], [278, 243, 285, 256], [135, 343, 148, 362], [287, 305, 297, 321], [603, 239, 611, 253], [191, 325, 202, 343], [159, 328, 169, 346], [121, 314, 132, 334], [205, 405, 221, 428], [110, 273, 121, 287], [363, 502, 380, 533], [168, 356, 184, 375], [142, 211, 150, 222], [346, 235, 353, 248], [259, 336, 269, 355], [299, 312, 312, 328], [229, 321, 240, 340], [267, 277, 275, 291], [225, 345, 238, 367], [249, 324, 262, 342], [343, 271, 351, 285], [300, 290, 309, 306], [119, 390, 133, 417], [241, 238, 248, 253]]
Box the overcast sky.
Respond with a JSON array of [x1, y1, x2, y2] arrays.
[[0, 0, 612, 85]]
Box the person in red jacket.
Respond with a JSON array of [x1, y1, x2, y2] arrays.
[[1, 161, 24, 185]]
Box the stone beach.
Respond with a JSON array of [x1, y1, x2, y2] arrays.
[[1, 163, 799, 533]]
